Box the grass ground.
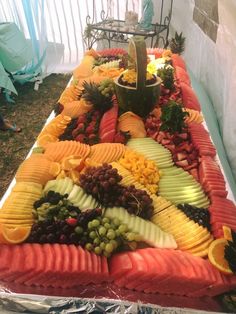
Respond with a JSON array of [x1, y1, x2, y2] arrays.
[[0, 74, 71, 199]]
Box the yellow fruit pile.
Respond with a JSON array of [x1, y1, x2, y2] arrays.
[[118, 149, 160, 194], [0, 182, 43, 244], [151, 197, 213, 257]]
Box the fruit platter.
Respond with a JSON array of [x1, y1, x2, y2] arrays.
[[0, 37, 236, 312]]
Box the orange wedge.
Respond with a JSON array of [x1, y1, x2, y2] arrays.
[[208, 238, 233, 275], [223, 226, 233, 241], [37, 134, 58, 147], [0, 224, 31, 244], [49, 162, 61, 176]]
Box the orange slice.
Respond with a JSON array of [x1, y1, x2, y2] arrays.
[[208, 238, 233, 275], [49, 162, 61, 176], [37, 134, 58, 147], [0, 224, 31, 244], [223, 226, 233, 241]]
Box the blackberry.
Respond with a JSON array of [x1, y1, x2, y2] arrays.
[[177, 203, 210, 230], [225, 231, 236, 274]]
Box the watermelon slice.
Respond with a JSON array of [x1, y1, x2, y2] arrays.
[[180, 82, 201, 111], [171, 54, 187, 70], [99, 101, 118, 143], [175, 66, 191, 85]]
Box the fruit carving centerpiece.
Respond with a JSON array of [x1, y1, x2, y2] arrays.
[[115, 36, 162, 117]]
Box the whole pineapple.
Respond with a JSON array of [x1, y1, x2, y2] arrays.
[[82, 81, 113, 113], [169, 32, 186, 55]]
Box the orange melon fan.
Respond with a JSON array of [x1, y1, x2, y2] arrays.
[[0, 224, 31, 244], [15, 154, 59, 185]]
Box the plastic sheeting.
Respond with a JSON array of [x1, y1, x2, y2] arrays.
[[0, 293, 223, 314], [169, 0, 236, 191]]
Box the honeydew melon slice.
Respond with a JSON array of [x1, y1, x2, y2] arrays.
[[159, 185, 203, 193], [78, 195, 100, 211], [43, 180, 57, 194], [67, 185, 82, 203], [105, 206, 177, 249]]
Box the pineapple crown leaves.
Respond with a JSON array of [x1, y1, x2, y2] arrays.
[[82, 81, 113, 113], [169, 31, 186, 55], [160, 100, 189, 134]]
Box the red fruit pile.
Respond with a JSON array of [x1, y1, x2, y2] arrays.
[[72, 110, 101, 145], [145, 114, 199, 180]]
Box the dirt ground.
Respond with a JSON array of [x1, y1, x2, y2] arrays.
[[0, 74, 71, 199]]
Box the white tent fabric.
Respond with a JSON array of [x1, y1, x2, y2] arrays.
[[169, 0, 236, 184]]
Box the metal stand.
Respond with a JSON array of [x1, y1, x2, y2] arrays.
[[84, 0, 173, 49]]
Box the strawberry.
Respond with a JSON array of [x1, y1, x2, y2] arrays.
[[77, 122, 85, 131], [66, 218, 77, 226], [86, 125, 95, 134], [75, 134, 86, 142], [77, 115, 86, 124]]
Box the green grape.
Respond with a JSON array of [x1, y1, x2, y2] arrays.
[[110, 223, 116, 229], [118, 224, 128, 233], [85, 243, 93, 251], [107, 229, 116, 240], [103, 251, 111, 258], [91, 219, 100, 228], [88, 221, 94, 230], [75, 226, 84, 235], [105, 243, 114, 253], [104, 223, 111, 229], [115, 230, 121, 237], [100, 242, 106, 250], [110, 239, 118, 250], [94, 246, 102, 255], [105, 93, 110, 98], [98, 226, 107, 236], [93, 237, 101, 245], [102, 217, 110, 224], [89, 231, 97, 239], [125, 232, 136, 241], [112, 218, 120, 227]]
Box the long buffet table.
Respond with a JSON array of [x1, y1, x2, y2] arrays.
[[0, 55, 235, 313]]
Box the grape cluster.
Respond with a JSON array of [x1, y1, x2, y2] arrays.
[[80, 164, 154, 219], [80, 163, 123, 206], [27, 208, 102, 245], [59, 118, 77, 141], [98, 79, 115, 98], [33, 190, 81, 222], [116, 185, 154, 219], [85, 216, 141, 257], [177, 203, 210, 230], [27, 219, 81, 244]]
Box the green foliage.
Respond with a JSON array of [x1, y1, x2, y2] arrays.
[[160, 100, 189, 134], [157, 64, 175, 90], [169, 32, 186, 55]]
